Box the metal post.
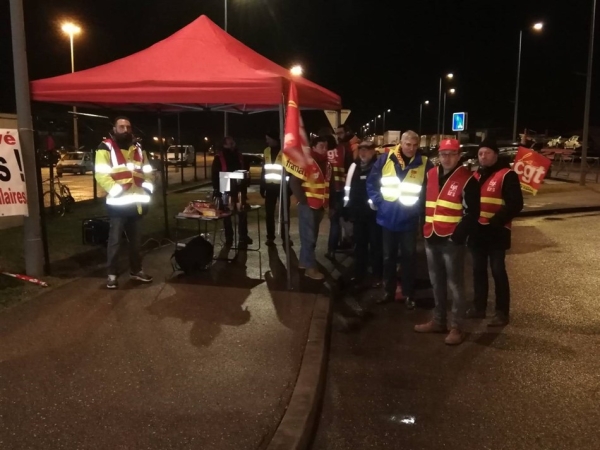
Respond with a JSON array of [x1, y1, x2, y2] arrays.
[[512, 30, 523, 143], [374, 117, 377, 135], [382, 112, 386, 134], [9, 0, 46, 277], [223, 0, 229, 143], [178, 113, 183, 185], [437, 76, 442, 146], [280, 97, 292, 290], [442, 92, 447, 136], [69, 33, 79, 150], [158, 115, 169, 237], [419, 104, 423, 135], [580, 0, 597, 186]]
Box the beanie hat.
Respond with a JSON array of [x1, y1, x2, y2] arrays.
[[439, 138, 460, 152], [478, 139, 499, 153]]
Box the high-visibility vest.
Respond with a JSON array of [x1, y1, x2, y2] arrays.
[[380, 148, 428, 206], [474, 168, 512, 230], [95, 139, 153, 206], [263, 146, 284, 184], [328, 144, 346, 192], [302, 160, 330, 209], [424, 165, 472, 238], [343, 163, 357, 206]]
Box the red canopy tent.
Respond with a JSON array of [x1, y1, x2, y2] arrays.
[[30, 15, 341, 112]]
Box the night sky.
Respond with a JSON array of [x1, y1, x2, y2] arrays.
[[0, 0, 598, 144]]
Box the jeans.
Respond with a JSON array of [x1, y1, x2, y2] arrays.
[[470, 247, 510, 316], [354, 218, 383, 280], [298, 203, 324, 269], [382, 228, 418, 297], [425, 239, 466, 328], [327, 192, 344, 253], [107, 216, 142, 276], [265, 188, 290, 240]]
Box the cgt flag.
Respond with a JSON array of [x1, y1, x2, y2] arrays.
[[513, 146, 551, 195], [282, 82, 314, 181]]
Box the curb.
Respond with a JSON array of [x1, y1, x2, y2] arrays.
[[519, 205, 600, 218], [266, 293, 332, 450]]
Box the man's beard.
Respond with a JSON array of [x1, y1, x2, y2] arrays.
[[114, 132, 133, 147]]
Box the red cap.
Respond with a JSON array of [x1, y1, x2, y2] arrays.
[[439, 139, 460, 152]]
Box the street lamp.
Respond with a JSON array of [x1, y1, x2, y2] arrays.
[[513, 22, 544, 142], [419, 101, 429, 135], [290, 65, 303, 76], [61, 22, 81, 148], [437, 73, 454, 145], [381, 109, 391, 134], [581, 2, 596, 186], [442, 89, 456, 136]]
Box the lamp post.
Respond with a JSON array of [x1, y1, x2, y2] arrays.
[[442, 88, 456, 136], [437, 73, 454, 146], [224, 0, 229, 136], [419, 100, 429, 136], [512, 22, 544, 142], [62, 22, 81, 149], [382, 109, 391, 134], [580, 1, 596, 186]]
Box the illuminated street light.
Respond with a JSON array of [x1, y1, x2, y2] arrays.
[[290, 65, 303, 76], [419, 100, 429, 135], [61, 22, 81, 149], [533, 22, 544, 31], [437, 73, 455, 143], [446, 73, 454, 79], [442, 89, 458, 135]]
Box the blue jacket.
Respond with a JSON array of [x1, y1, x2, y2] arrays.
[[366, 151, 434, 232]]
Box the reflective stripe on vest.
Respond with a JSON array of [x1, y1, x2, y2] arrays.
[[302, 161, 330, 209], [343, 162, 357, 206], [423, 166, 472, 238], [263, 147, 283, 184], [474, 168, 512, 229], [380, 151, 428, 206]]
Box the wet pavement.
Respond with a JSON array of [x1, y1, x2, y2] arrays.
[[0, 213, 333, 449], [312, 213, 600, 450]]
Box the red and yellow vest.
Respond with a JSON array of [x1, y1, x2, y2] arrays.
[[474, 168, 512, 230], [302, 160, 331, 209], [328, 144, 346, 192], [424, 166, 472, 238], [94, 139, 153, 207]]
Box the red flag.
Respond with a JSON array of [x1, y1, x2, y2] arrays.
[[513, 146, 551, 195], [282, 82, 314, 181]]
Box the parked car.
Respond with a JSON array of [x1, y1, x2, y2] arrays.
[[56, 151, 94, 176], [242, 153, 264, 167], [166, 145, 195, 166]]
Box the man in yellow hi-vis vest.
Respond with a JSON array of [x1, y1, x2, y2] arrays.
[[367, 130, 433, 308], [95, 117, 154, 290]]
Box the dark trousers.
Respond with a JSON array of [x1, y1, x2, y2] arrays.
[[470, 247, 510, 315], [224, 210, 248, 241], [265, 188, 290, 240], [354, 218, 383, 280], [327, 192, 344, 253], [107, 216, 142, 276], [382, 228, 418, 297]]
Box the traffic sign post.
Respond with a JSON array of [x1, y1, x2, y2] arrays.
[[324, 109, 351, 129], [452, 112, 467, 132]]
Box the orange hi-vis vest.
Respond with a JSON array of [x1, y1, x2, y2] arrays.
[[424, 166, 472, 238], [328, 144, 346, 192], [105, 139, 145, 190], [302, 160, 331, 209], [474, 168, 512, 230]]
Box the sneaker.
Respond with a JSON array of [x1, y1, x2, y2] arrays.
[[266, 238, 276, 246], [445, 328, 465, 345], [130, 271, 153, 283], [405, 297, 416, 310], [488, 312, 509, 327], [106, 276, 118, 289], [414, 320, 448, 333], [239, 236, 253, 245], [304, 267, 325, 280], [465, 308, 486, 319]]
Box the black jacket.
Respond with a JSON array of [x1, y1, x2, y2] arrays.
[[211, 147, 247, 195], [469, 160, 524, 250], [346, 156, 378, 221], [426, 164, 480, 245]]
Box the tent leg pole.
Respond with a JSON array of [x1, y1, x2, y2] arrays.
[[178, 113, 184, 185], [158, 114, 169, 238], [280, 99, 292, 290]]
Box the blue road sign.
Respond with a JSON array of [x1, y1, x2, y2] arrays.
[[452, 112, 467, 132]]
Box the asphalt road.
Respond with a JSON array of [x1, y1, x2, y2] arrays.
[[312, 213, 600, 450]]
